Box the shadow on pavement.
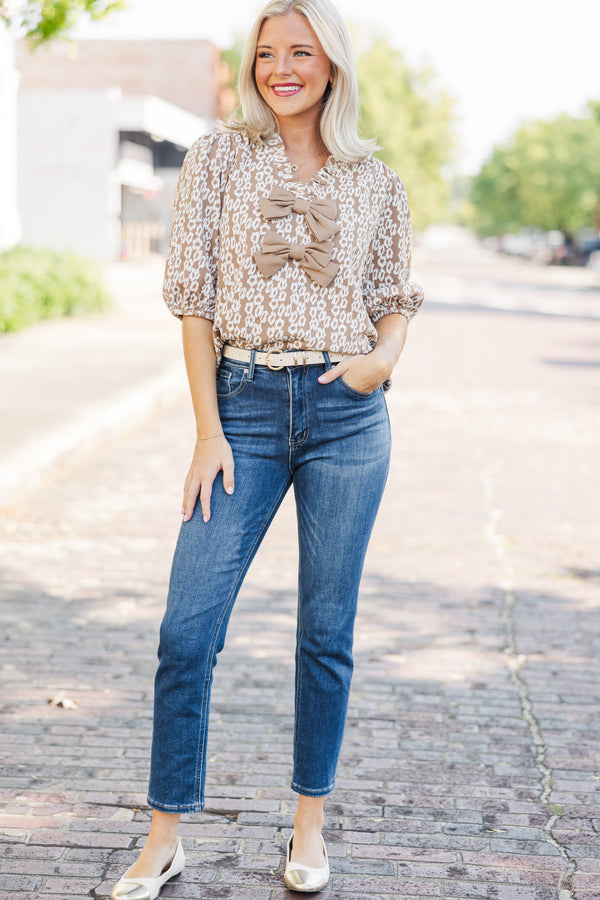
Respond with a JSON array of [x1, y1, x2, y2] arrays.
[[0, 565, 597, 896]]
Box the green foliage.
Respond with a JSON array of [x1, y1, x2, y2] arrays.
[[588, 100, 600, 126], [467, 104, 600, 236], [356, 40, 456, 230], [220, 35, 245, 121], [0, 0, 125, 44], [0, 246, 111, 333]]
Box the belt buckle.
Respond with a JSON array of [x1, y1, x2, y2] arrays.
[[265, 348, 285, 371]]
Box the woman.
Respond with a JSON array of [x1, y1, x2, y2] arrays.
[[110, 0, 423, 897]]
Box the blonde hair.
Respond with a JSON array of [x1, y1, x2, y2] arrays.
[[224, 0, 377, 163]]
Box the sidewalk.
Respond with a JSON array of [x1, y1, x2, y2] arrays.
[[0, 254, 599, 899], [0, 260, 186, 507]]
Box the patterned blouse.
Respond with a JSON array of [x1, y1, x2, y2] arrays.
[[163, 129, 423, 359]]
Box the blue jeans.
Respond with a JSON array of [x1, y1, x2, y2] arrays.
[[148, 353, 391, 813]]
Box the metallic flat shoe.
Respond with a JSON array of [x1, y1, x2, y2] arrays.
[[283, 831, 330, 892], [110, 839, 185, 900]]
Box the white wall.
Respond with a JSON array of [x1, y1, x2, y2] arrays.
[[18, 88, 121, 261], [0, 22, 21, 250], [155, 167, 181, 253]]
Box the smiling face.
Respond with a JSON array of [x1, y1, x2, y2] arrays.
[[254, 11, 333, 129]]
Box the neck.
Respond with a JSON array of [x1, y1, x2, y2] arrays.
[[276, 117, 323, 156]]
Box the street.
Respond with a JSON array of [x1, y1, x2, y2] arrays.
[[0, 237, 599, 899]]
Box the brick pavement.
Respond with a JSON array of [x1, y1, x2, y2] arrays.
[[1, 298, 599, 898]]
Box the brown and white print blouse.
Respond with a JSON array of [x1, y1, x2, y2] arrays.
[[163, 129, 424, 359]]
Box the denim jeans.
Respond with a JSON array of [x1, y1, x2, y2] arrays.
[[147, 353, 391, 813]]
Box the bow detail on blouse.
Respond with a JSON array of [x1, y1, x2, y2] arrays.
[[254, 230, 339, 287], [259, 188, 340, 242]]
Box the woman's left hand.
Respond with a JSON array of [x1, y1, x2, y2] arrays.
[[317, 312, 409, 394], [317, 349, 390, 394]]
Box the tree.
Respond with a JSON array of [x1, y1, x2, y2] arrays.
[[467, 105, 600, 236], [219, 35, 244, 120], [0, 0, 124, 44], [356, 40, 456, 230]]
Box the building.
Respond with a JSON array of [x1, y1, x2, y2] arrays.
[[0, 21, 20, 251], [17, 39, 226, 121], [16, 39, 228, 261]]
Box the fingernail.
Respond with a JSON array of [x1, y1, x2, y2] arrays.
[[226, 487, 234, 495], [203, 515, 209, 523]]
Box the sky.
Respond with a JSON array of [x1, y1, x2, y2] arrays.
[[73, 0, 600, 175]]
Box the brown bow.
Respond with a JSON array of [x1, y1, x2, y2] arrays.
[[259, 187, 339, 242], [254, 230, 339, 287]]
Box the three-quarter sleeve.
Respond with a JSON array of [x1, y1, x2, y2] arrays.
[[163, 132, 234, 319], [362, 167, 424, 323]]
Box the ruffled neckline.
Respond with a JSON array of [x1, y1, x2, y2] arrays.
[[265, 133, 338, 192]]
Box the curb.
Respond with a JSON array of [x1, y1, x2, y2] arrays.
[[0, 362, 187, 508]]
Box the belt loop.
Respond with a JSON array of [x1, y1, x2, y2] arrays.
[[248, 349, 256, 381], [322, 351, 332, 371]]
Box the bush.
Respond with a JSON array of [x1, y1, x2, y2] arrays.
[[0, 245, 112, 333]]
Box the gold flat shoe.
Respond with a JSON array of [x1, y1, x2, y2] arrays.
[[110, 838, 185, 900], [283, 831, 330, 892]]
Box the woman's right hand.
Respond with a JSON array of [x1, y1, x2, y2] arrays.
[[182, 435, 235, 523]]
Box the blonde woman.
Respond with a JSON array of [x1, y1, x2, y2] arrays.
[[110, 0, 423, 896]]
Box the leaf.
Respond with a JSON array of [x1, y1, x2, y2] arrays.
[[48, 693, 79, 709]]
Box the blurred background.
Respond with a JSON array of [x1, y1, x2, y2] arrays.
[[1, 11, 599, 896], [1, 0, 599, 271]]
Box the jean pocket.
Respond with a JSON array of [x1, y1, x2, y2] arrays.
[[216, 364, 247, 398], [336, 376, 381, 399]]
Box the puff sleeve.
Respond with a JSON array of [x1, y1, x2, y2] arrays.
[[163, 132, 234, 319], [362, 167, 424, 323]]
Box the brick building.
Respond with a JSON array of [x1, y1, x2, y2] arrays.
[[16, 39, 228, 261], [0, 22, 20, 251], [17, 39, 228, 121]]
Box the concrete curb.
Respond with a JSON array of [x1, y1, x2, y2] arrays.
[[0, 362, 187, 509]]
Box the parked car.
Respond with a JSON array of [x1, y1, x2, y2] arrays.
[[587, 249, 600, 272], [546, 230, 570, 265], [497, 227, 551, 264], [549, 229, 600, 266], [574, 229, 600, 266], [494, 227, 600, 267]]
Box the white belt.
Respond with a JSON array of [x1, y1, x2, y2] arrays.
[[222, 344, 346, 371]]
